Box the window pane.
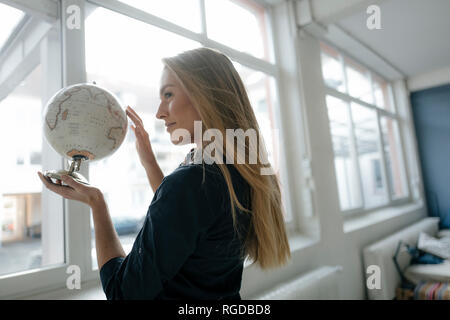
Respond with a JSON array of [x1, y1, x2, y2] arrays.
[[1, 63, 64, 275], [326, 96, 362, 210], [320, 43, 345, 93], [205, 0, 271, 61], [373, 74, 394, 112], [351, 103, 388, 208], [118, 0, 201, 32], [346, 59, 373, 104], [0, 3, 25, 50], [85, 6, 200, 269], [233, 63, 290, 221], [381, 117, 407, 199], [0, 5, 64, 276]]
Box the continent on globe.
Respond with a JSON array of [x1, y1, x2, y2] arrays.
[[62, 109, 69, 120]]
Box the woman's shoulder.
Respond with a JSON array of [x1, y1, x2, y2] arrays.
[[167, 163, 222, 183], [172, 162, 246, 184], [157, 162, 248, 200], [153, 163, 223, 199]]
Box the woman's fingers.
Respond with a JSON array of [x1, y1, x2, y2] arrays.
[[61, 174, 89, 191], [38, 172, 74, 198], [38, 171, 101, 206], [61, 174, 76, 187], [127, 105, 142, 122], [38, 172, 57, 189], [130, 124, 146, 140], [130, 124, 141, 137], [126, 106, 143, 127]]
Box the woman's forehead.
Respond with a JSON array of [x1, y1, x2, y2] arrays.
[[160, 67, 177, 85]]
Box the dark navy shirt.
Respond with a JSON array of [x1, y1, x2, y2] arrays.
[[99, 155, 252, 300]]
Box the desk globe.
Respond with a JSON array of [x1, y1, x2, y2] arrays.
[[43, 83, 128, 184]]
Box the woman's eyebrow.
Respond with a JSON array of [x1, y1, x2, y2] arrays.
[[159, 84, 175, 96]]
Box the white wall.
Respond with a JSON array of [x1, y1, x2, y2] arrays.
[[407, 64, 450, 92]]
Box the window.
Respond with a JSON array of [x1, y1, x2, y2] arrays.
[[373, 74, 394, 112], [326, 96, 362, 210], [85, 0, 291, 269], [0, 3, 24, 49], [351, 102, 388, 208], [0, 0, 291, 298], [0, 0, 66, 296], [320, 43, 345, 93], [118, 0, 202, 32], [345, 59, 373, 104], [380, 117, 407, 199], [320, 42, 409, 214], [205, 0, 272, 61]]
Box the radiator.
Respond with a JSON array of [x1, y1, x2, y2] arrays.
[[254, 266, 343, 300]]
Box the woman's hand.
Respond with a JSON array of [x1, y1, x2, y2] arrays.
[[126, 105, 156, 168], [37, 172, 103, 208]]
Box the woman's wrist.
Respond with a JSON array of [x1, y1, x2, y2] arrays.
[[88, 189, 106, 209], [143, 154, 158, 169]]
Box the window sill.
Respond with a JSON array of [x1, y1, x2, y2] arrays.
[[243, 232, 319, 269], [343, 200, 425, 234], [287, 232, 319, 252], [20, 278, 105, 300]]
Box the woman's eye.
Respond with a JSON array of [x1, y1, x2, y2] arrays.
[[164, 92, 173, 99]]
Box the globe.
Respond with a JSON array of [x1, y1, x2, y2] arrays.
[[43, 83, 128, 184]]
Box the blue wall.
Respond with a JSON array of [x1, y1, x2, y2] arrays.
[[411, 83, 450, 229]]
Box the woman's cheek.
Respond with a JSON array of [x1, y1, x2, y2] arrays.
[[168, 100, 177, 113]]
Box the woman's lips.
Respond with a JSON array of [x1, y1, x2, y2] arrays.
[[166, 122, 176, 130]]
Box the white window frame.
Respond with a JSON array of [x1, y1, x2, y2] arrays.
[[320, 42, 411, 218], [0, 0, 73, 299], [0, 0, 302, 298]]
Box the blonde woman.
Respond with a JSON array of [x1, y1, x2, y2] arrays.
[[38, 47, 290, 300]]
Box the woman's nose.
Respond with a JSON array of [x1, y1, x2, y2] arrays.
[[156, 102, 167, 120]]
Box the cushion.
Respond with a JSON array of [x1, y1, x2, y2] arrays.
[[397, 242, 444, 265], [405, 260, 450, 285], [417, 232, 450, 259], [437, 229, 450, 239]]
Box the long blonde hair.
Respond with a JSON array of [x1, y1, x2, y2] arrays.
[[163, 47, 290, 269]]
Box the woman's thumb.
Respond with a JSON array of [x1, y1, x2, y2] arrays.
[[61, 175, 82, 189]]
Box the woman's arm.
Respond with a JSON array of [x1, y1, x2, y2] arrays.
[[126, 106, 164, 192], [90, 195, 126, 270], [143, 158, 165, 193], [37, 172, 126, 270]]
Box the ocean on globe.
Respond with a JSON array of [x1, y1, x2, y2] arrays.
[[43, 83, 128, 162]]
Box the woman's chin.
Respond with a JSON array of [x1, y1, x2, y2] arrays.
[[170, 133, 191, 145]]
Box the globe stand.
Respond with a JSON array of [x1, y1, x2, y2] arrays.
[[44, 155, 90, 185]]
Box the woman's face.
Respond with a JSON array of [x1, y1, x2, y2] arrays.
[[156, 67, 201, 145]]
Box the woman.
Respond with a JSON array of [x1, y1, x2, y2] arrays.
[[38, 47, 290, 300]]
